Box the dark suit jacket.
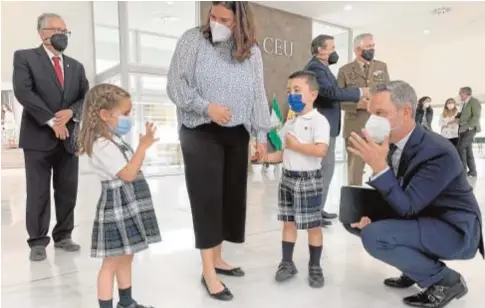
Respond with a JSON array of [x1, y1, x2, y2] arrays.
[[305, 56, 360, 137], [369, 125, 484, 260], [12, 45, 89, 153]]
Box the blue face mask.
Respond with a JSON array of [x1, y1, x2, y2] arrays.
[[288, 93, 305, 112], [114, 116, 132, 136]]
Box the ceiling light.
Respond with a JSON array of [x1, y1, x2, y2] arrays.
[[344, 5, 353, 11], [431, 6, 452, 16], [423, 29, 431, 35], [166, 1, 174, 5]]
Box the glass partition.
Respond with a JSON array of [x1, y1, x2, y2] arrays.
[[93, 1, 120, 74], [129, 73, 181, 167], [92, 1, 198, 175], [127, 1, 197, 68]]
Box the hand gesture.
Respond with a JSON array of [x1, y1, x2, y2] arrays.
[[357, 97, 370, 110], [350, 216, 372, 229], [361, 87, 371, 99], [255, 142, 267, 161], [285, 132, 301, 151], [347, 129, 389, 174], [52, 125, 69, 140], [139, 122, 158, 149], [208, 103, 232, 126], [55, 109, 73, 126]]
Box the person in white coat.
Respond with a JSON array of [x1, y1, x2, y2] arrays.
[[439, 98, 460, 147]]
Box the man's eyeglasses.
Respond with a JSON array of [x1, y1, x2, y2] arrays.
[[41, 28, 71, 37]]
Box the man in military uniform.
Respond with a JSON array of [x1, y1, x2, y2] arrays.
[[337, 33, 390, 185]]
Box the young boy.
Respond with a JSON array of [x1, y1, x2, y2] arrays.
[[264, 70, 330, 288]]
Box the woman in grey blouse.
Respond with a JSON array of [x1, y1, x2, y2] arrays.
[[167, 1, 271, 301]]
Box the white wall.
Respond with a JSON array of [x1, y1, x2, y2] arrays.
[[1, 1, 96, 88], [352, 30, 485, 106]]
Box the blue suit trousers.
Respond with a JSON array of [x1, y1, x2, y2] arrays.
[[360, 219, 465, 288]]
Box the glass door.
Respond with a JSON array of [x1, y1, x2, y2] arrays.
[[129, 73, 181, 168]]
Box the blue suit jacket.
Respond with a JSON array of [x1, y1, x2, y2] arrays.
[[369, 125, 484, 260], [305, 57, 360, 137]]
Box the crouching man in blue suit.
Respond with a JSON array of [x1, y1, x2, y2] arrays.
[[347, 80, 484, 308]]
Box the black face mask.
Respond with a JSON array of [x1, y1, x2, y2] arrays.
[[49, 33, 68, 52], [362, 49, 375, 61], [328, 51, 339, 65]]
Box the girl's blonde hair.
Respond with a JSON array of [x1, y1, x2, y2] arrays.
[[442, 98, 458, 118], [77, 83, 130, 156]]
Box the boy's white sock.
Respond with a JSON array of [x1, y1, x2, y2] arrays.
[[265, 164, 275, 181], [275, 163, 283, 179], [252, 163, 263, 182]]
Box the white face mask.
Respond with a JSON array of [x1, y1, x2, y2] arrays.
[[210, 20, 232, 43], [364, 114, 391, 144]]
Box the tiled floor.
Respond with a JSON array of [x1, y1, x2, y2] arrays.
[[1, 160, 484, 308]]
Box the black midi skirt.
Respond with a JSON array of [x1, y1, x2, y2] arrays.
[[179, 123, 250, 249]]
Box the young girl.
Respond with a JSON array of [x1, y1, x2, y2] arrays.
[[78, 84, 161, 308]]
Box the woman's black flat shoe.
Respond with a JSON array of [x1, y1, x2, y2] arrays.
[[215, 267, 245, 277], [201, 276, 234, 301]]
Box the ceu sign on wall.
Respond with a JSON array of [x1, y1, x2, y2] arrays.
[[254, 3, 311, 118], [262, 37, 294, 57]]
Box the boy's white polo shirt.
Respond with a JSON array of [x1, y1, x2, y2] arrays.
[[279, 108, 330, 171]]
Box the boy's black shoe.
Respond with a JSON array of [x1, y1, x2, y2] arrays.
[[308, 265, 325, 288], [275, 260, 298, 282]]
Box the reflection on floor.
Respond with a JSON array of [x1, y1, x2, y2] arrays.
[[1, 160, 484, 307]]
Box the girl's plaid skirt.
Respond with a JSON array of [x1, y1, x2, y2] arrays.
[[91, 174, 161, 258]]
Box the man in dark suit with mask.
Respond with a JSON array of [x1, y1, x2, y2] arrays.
[[305, 34, 370, 226], [13, 13, 89, 261], [347, 81, 483, 308]]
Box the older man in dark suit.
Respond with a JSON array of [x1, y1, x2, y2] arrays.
[[13, 13, 89, 261], [347, 81, 483, 308]]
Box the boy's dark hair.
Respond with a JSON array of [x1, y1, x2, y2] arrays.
[[288, 70, 320, 91]]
